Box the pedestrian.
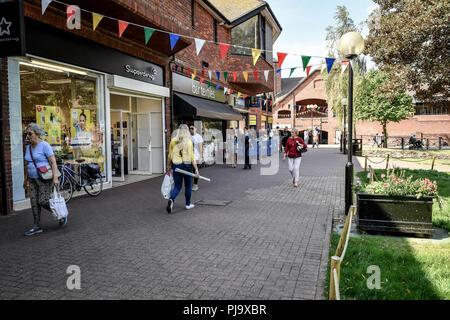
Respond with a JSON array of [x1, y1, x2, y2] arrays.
[[303, 130, 309, 145], [232, 134, 238, 168], [380, 135, 385, 148], [281, 127, 291, 152], [23, 123, 65, 236], [166, 124, 200, 213], [244, 127, 251, 170], [372, 133, 379, 148], [189, 124, 203, 191], [312, 127, 319, 148], [283, 129, 307, 188]]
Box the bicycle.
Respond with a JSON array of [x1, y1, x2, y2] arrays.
[[57, 157, 104, 203]]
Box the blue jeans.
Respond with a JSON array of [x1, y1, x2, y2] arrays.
[[170, 163, 193, 206]]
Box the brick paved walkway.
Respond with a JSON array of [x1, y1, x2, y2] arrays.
[[0, 147, 347, 300]]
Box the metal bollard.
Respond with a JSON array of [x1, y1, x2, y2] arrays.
[[439, 137, 443, 150], [426, 139, 429, 150], [401, 137, 404, 150]]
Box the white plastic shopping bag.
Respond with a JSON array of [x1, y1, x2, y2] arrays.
[[49, 187, 69, 220], [161, 172, 174, 200]]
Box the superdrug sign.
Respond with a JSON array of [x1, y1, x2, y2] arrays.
[[0, 0, 26, 57]]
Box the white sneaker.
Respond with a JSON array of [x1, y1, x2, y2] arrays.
[[185, 204, 195, 210], [192, 184, 199, 191]]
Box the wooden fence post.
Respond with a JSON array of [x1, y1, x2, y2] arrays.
[[330, 256, 341, 300], [385, 155, 390, 170], [364, 156, 368, 172], [431, 156, 436, 170]]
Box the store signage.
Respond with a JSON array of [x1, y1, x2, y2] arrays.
[[0, 0, 25, 57], [124, 64, 157, 81], [249, 114, 257, 126], [172, 72, 226, 103]]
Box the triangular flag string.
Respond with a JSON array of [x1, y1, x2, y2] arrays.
[[169, 34, 180, 51], [277, 52, 288, 69], [251, 49, 262, 65], [42, 0, 52, 15], [325, 58, 336, 74], [219, 44, 230, 60], [144, 27, 155, 45], [92, 13, 104, 30], [195, 38, 205, 56], [301, 56, 311, 71], [118, 20, 129, 38]]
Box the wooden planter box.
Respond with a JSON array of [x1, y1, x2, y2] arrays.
[[356, 192, 434, 236]]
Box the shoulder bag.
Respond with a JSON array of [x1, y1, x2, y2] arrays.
[[29, 145, 58, 180], [296, 139, 307, 153]]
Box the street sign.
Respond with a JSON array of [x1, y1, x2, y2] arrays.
[[0, 0, 25, 57]]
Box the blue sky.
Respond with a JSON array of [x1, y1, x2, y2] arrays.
[[266, 0, 378, 77]]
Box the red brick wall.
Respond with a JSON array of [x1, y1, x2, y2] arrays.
[[1, 58, 12, 214]]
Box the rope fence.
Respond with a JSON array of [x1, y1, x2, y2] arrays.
[[329, 205, 356, 300], [363, 154, 440, 171]]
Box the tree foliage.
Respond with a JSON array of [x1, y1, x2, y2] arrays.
[[366, 0, 450, 105], [355, 70, 414, 146]]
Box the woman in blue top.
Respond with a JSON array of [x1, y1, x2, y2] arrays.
[[23, 123, 64, 236]]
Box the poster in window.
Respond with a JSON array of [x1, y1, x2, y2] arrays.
[[36, 105, 62, 149], [70, 109, 93, 148]]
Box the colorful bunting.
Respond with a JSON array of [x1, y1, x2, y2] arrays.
[[187, 68, 191, 76], [199, 77, 204, 85], [306, 66, 312, 78], [277, 52, 288, 69], [276, 69, 282, 74], [191, 69, 197, 80], [301, 56, 311, 71], [92, 13, 104, 30], [201, 69, 205, 78], [224, 72, 228, 82], [118, 20, 129, 38], [233, 72, 237, 82], [208, 70, 212, 80], [216, 71, 220, 81], [341, 61, 349, 73], [264, 70, 270, 82], [289, 68, 296, 78], [42, 0, 52, 15], [170, 34, 180, 51], [215, 84, 220, 90], [195, 38, 205, 56], [243, 72, 248, 82], [144, 27, 155, 45], [219, 44, 230, 60], [252, 49, 262, 65], [326, 58, 336, 74], [253, 71, 258, 82]]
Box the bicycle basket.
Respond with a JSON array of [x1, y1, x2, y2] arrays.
[[85, 163, 101, 177]]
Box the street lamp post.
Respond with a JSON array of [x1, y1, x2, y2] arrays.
[[342, 98, 347, 154], [338, 31, 365, 215]]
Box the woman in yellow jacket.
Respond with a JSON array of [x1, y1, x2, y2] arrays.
[[166, 124, 199, 213]]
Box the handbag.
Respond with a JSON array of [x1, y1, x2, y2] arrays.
[[29, 145, 60, 180], [161, 171, 174, 200], [49, 187, 68, 220], [296, 140, 307, 153]]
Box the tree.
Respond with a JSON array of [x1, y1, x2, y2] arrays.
[[366, 0, 450, 105], [355, 70, 414, 148]]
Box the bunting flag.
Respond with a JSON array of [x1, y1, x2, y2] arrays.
[[258, 98, 262, 106], [201, 69, 205, 78], [187, 68, 191, 76], [208, 70, 212, 80], [219, 44, 230, 60], [170, 34, 180, 51], [195, 38, 205, 56], [144, 27, 155, 45], [66, 5, 81, 30], [288, 104, 291, 109], [42, 0, 52, 15], [264, 70, 270, 82], [306, 66, 312, 78], [224, 72, 228, 82], [215, 84, 220, 90], [208, 81, 212, 88], [92, 13, 104, 30], [289, 68, 296, 78], [276, 69, 282, 74], [326, 58, 336, 74], [341, 61, 349, 73], [237, 92, 241, 98], [277, 52, 288, 69], [243, 94, 247, 99], [229, 89, 233, 95], [253, 71, 258, 82], [321, 63, 327, 73], [233, 72, 237, 82], [199, 77, 204, 85], [191, 69, 197, 80], [301, 56, 311, 71], [118, 20, 129, 38], [224, 87, 228, 94], [216, 71, 220, 81], [252, 49, 262, 65], [243, 72, 248, 82], [175, 65, 178, 72]]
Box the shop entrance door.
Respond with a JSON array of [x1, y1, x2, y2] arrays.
[[135, 113, 152, 174], [111, 110, 128, 182]]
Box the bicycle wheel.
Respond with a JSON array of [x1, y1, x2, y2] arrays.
[[59, 175, 73, 203], [83, 175, 103, 196]]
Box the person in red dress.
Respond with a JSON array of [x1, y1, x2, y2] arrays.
[[283, 129, 307, 188]]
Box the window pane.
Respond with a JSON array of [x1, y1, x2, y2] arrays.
[[20, 62, 105, 173], [231, 15, 259, 55]]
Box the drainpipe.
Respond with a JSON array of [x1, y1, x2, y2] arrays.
[[0, 59, 8, 215]]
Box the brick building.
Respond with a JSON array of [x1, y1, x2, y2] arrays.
[[0, 0, 281, 214], [273, 67, 450, 147]]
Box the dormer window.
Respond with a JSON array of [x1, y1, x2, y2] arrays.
[[231, 15, 260, 55]]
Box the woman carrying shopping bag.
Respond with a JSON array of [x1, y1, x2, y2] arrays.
[[166, 124, 199, 213], [283, 129, 307, 188], [23, 123, 65, 236]]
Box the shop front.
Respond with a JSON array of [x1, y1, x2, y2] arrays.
[[7, 17, 168, 209], [172, 72, 242, 165]]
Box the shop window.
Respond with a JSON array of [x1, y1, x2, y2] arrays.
[[19, 61, 105, 172], [231, 15, 260, 55]]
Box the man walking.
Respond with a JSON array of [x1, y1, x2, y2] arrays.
[[244, 127, 251, 170], [189, 125, 203, 191]]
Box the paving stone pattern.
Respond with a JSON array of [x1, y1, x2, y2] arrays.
[[0, 147, 347, 300]]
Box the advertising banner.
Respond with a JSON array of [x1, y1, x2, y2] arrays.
[[70, 109, 93, 148], [36, 105, 62, 149]]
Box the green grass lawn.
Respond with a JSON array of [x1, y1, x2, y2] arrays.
[[326, 234, 450, 300], [356, 169, 450, 231]]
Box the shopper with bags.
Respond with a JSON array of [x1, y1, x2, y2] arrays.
[[23, 123, 66, 236], [283, 129, 307, 188], [166, 124, 200, 213]]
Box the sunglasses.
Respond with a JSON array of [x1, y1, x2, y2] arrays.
[[26, 132, 34, 136], [189, 127, 195, 130]]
